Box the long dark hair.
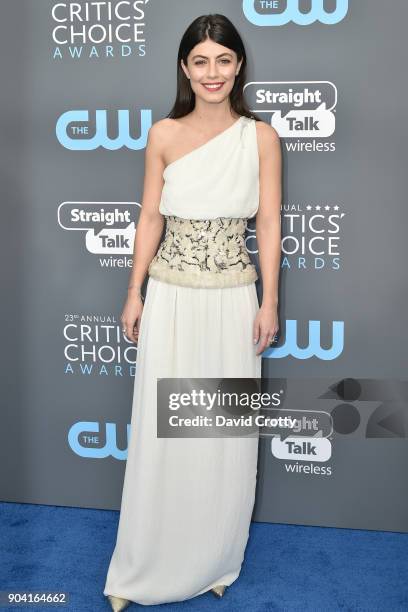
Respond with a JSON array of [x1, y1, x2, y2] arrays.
[[167, 14, 262, 122]]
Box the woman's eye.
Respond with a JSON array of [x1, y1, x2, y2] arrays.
[[194, 59, 231, 65]]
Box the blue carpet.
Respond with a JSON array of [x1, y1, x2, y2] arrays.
[[1, 501, 407, 611]]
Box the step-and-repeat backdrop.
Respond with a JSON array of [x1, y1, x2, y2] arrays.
[[2, 0, 407, 532]]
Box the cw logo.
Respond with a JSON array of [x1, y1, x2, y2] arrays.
[[56, 109, 152, 150], [264, 319, 344, 360], [68, 421, 129, 459], [243, 0, 349, 26]]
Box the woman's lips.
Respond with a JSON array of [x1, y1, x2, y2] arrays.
[[202, 82, 225, 92]]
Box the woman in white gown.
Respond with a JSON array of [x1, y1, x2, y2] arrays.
[[104, 13, 281, 610]]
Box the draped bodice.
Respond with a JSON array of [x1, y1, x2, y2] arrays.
[[159, 115, 259, 220], [148, 115, 260, 288]]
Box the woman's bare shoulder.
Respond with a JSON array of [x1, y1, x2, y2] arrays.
[[146, 118, 183, 161], [148, 117, 182, 141], [254, 119, 281, 158], [254, 119, 280, 143]]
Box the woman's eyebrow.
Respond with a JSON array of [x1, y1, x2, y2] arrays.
[[191, 52, 233, 59]]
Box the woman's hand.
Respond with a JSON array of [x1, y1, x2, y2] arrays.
[[121, 293, 144, 344], [253, 303, 279, 356]]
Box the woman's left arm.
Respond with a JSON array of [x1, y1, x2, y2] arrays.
[[253, 121, 282, 356]]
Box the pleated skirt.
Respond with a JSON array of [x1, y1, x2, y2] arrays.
[[103, 276, 262, 605]]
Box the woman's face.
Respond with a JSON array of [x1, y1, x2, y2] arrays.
[[181, 38, 242, 104]]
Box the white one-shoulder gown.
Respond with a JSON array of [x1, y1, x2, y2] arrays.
[[104, 115, 262, 605]]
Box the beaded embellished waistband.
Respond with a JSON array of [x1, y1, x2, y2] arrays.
[[148, 216, 258, 288]]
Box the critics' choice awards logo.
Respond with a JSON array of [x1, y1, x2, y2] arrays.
[[51, 0, 149, 59], [63, 315, 138, 376], [56, 109, 152, 150], [242, 0, 349, 26], [244, 81, 337, 146], [247, 201, 346, 271], [58, 202, 138, 263], [282, 202, 345, 270]]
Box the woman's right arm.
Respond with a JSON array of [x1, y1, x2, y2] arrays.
[[121, 121, 167, 343]]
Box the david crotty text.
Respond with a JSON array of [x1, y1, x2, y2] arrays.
[[168, 415, 297, 428]]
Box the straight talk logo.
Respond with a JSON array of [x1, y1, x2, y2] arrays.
[[244, 81, 338, 151], [273, 436, 333, 476], [265, 408, 333, 476], [58, 201, 139, 267]]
